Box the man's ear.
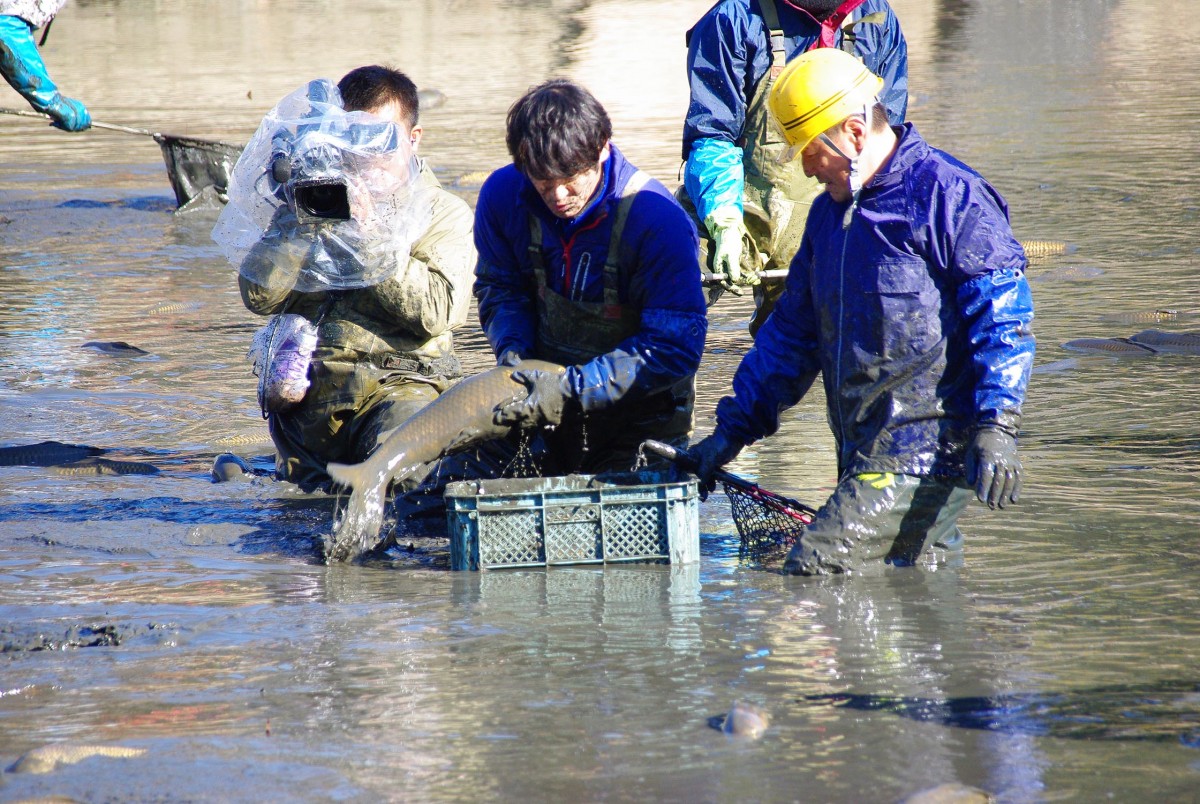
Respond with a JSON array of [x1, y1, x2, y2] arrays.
[[409, 125, 424, 152]]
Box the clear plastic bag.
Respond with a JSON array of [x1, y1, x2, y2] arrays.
[[248, 314, 319, 414], [212, 78, 432, 292]]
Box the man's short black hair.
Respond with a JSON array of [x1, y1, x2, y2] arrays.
[[506, 79, 612, 181], [338, 65, 419, 128]]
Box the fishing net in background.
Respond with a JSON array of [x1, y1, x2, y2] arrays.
[[722, 481, 816, 557]]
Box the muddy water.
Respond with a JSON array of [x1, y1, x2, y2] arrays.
[[2, 1, 1199, 801]]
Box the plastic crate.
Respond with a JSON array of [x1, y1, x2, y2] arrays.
[[445, 471, 699, 570]]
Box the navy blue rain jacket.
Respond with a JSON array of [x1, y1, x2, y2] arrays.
[[474, 144, 708, 413], [683, 0, 909, 157], [716, 124, 1035, 478]]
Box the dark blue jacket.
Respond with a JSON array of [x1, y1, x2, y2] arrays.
[[716, 124, 1035, 478], [474, 144, 708, 413], [683, 0, 909, 157]]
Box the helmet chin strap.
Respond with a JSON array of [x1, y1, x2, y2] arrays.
[[817, 103, 872, 228]]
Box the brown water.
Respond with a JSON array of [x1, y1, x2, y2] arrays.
[[2, 1, 1199, 801]]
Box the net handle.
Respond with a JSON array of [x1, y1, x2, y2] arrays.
[[640, 439, 817, 516]]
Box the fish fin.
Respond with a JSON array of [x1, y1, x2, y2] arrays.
[[325, 461, 366, 491]]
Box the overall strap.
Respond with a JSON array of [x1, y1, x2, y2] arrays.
[[602, 170, 651, 307], [527, 213, 548, 291], [758, 0, 788, 76]]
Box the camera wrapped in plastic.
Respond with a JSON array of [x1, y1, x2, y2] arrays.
[[212, 79, 432, 292]]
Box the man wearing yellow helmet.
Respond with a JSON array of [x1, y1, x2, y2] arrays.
[[679, 0, 908, 335], [689, 48, 1036, 575]]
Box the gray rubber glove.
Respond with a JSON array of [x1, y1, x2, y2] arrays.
[[493, 369, 575, 429], [688, 429, 743, 501], [965, 427, 1022, 509]]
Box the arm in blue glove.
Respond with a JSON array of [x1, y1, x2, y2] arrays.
[[0, 15, 90, 131]]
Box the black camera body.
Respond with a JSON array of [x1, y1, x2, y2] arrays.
[[292, 177, 351, 223]]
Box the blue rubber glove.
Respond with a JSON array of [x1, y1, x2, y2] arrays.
[[493, 368, 575, 429], [688, 429, 743, 501], [965, 427, 1022, 509], [0, 15, 91, 131]]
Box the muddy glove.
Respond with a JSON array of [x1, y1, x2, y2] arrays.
[[965, 427, 1022, 509], [496, 348, 525, 368], [0, 16, 91, 132], [704, 208, 757, 288], [688, 429, 743, 501], [493, 368, 575, 429]]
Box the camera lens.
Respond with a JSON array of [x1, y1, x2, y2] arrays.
[[294, 180, 351, 221]]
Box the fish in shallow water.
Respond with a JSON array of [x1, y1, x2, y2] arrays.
[[49, 456, 160, 476], [1019, 239, 1075, 259], [81, 341, 149, 356], [708, 701, 770, 739], [324, 360, 565, 562], [1127, 329, 1200, 355], [7, 743, 146, 774], [0, 441, 103, 467], [1062, 337, 1156, 355]]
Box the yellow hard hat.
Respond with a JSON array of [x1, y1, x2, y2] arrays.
[[769, 47, 885, 162]]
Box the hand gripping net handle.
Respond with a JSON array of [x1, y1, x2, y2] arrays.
[[640, 440, 816, 553]]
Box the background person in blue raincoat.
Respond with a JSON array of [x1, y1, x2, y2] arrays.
[[0, 0, 89, 131], [476, 78, 708, 475], [690, 49, 1035, 575], [680, 0, 907, 335]]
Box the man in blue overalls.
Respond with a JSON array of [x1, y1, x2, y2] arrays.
[[476, 79, 708, 476], [680, 0, 907, 334]]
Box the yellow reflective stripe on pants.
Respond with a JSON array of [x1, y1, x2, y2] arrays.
[[855, 472, 895, 490]]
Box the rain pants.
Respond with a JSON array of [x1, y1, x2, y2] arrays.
[[714, 124, 1035, 570], [474, 142, 708, 473], [238, 160, 475, 490]]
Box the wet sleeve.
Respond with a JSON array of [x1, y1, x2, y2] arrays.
[[237, 209, 305, 315], [473, 173, 538, 361], [682, 3, 757, 155], [569, 192, 708, 413], [867, 8, 909, 124], [943, 179, 1036, 423], [366, 190, 475, 339], [715, 239, 822, 445]]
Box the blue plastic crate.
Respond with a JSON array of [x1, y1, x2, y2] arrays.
[[445, 471, 700, 570]]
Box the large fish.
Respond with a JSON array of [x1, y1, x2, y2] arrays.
[[7, 743, 146, 774], [324, 359, 565, 562]]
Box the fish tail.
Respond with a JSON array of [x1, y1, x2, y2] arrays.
[[325, 460, 367, 491]]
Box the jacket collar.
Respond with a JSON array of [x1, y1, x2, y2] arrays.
[[520, 144, 629, 233]]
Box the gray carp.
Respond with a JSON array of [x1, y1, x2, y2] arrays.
[[1062, 337, 1156, 355], [0, 441, 102, 467], [1128, 329, 1200, 354], [81, 341, 149, 356], [324, 359, 565, 562], [7, 743, 146, 774], [49, 457, 159, 476]]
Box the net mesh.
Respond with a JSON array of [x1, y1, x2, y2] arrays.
[[723, 482, 814, 557]]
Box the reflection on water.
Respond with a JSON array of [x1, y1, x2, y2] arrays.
[[2, 0, 1200, 801]]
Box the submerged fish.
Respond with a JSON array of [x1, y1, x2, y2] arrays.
[[0, 441, 103, 467], [324, 359, 565, 562], [49, 456, 160, 476], [1020, 239, 1075, 258], [1128, 329, 1200, 355], [81, 341, 149, 356], [7, 743, 146, 774], [709, 701, 771, 739], [1061, 337, 1156, 355]]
